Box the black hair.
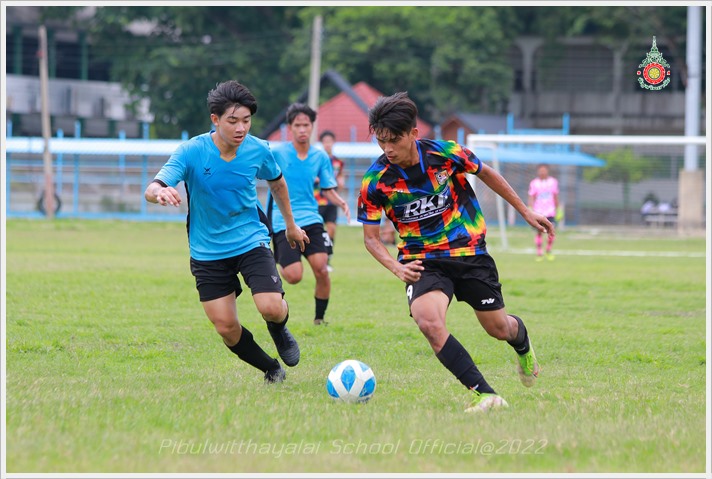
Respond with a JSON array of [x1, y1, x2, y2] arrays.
[[207, 80, 258, 117], [368, 91, 418, 139], [286, 103, 317, 124], [319, 130, 336, 141]]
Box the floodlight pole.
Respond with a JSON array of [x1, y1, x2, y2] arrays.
[[308, 15, 323, 143], [39, 25, 55, 219], [677, 5, 704, 233], [683, 6, 701, 171]]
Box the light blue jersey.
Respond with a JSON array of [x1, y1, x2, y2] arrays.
[[154, 132, 281, 261], [270, 142, 337, 233]]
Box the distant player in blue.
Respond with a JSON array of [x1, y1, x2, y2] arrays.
[[268, 104, 350, 325], [144, 81, 309, 384]]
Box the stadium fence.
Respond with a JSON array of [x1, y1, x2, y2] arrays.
[[4, 129, 707, 238]]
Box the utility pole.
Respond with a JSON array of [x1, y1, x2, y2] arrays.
[[39, 25, 55, 219], [308, 15, 323, 143]]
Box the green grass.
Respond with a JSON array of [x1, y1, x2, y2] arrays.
[[4, 219, 708, 473]]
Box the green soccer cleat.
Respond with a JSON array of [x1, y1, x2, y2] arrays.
[[517, 341, 540, 387], [465, 391, 509, 413], [546, 253, 555, 261]]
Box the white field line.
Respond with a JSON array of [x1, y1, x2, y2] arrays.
[[501, 248, 705, 258]]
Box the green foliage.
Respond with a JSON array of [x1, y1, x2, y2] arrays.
[[584, 148, 649, 184], [77, 5, 521, 135], [512, 6, 687, 46], [293, 7, 517, 122], [85, 6, 303, 138], [68, 6, 690, 138], [38, 6, 82, 24], [4, 220, 707, 473]]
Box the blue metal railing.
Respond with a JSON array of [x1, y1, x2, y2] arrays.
[[5, 122, 378, 221]]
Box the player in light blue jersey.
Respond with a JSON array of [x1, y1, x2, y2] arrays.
[[144, 81, 309, 384], [268, 104, 350, 325]]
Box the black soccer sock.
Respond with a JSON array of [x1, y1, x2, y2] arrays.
[[315, 297, 329, 320], [226, 326, 279, 373], [266, 311, 288, 331], [436, 334, 496, 394], [507, 314, 530, 355]]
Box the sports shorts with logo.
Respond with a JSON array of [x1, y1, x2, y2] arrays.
[[404, 254, 505, 312], [273, 222, 333, 268], [189, 245, 284, 302]]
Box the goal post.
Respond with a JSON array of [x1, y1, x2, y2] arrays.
[[466, 133, 708, 250]]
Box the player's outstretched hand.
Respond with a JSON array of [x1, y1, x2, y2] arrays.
[[286, 223, 310, 252], [340, 201, 352, 224], [395, 260, 424, 283], [156, 187, 182, 207], [525, 211, 555, 237]]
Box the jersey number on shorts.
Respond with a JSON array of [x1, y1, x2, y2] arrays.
[[322, 232, 333, 248]]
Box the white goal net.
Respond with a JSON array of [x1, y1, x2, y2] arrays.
[[466, 134, 708, 249]]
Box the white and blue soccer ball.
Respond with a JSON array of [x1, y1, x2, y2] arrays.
[[326, 359, 376, 403]]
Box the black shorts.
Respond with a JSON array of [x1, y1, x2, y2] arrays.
[[404, 254, 505, 312], [319, 204, 338, 224], [189, 245, 284, 302], [273, 223, 333, 268]]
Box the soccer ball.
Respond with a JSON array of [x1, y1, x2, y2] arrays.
[[326, 359, 376, 403]]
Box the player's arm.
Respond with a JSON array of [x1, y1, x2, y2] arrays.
[[321, 188, 351, 223], [336, 160, 346, 190], [268, 176, 309, 251], [363, 224, 423, 283], [554, 189, 560, 210], [477, 164, 554, 236], [144, 180, 182, 207], [145, 146, 188, 207], [527, 187, 535, 210]]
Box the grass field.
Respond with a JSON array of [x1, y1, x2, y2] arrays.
[[3, 219, 708, 474]]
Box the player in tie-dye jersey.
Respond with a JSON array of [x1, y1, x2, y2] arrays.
[[358, 92, 554, 413], [528, 164, 559, 261]]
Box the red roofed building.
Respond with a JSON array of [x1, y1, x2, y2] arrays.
[[267, 81, 432, 143]]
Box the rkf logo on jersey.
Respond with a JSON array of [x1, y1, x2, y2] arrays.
[[637, 36, 671, 91], [400, 190, 452, 223]]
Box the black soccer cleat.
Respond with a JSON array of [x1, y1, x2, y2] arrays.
[[266, 320, 300, 367], [264, 363, 286, 384]]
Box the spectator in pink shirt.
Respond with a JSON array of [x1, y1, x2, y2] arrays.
[[528, 164, 559, 261]]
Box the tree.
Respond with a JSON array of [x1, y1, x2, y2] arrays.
[[512, 6, 689, 84], [282, 6, 518, 124], [76, 6, 525, 136], [84, 6, 303, 138], [68, 5, 690, 138]]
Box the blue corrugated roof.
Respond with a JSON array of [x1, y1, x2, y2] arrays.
[[6, 137, 605, 167], [471, 145, 606, 167]]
